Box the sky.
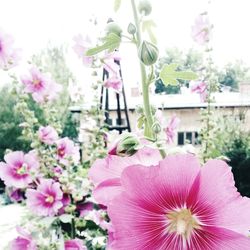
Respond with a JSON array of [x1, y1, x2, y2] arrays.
[[1, 0, 250, 91]]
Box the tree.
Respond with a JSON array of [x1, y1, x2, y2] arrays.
[[217, 61, 249, 91]]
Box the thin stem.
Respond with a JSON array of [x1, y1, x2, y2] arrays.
[[131, 0, 154, 139]]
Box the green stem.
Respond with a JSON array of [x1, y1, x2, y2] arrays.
[[71, 218, 76, 238], [131, 0, 154, 139]]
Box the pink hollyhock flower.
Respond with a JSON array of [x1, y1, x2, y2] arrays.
[[56, 137, 80, 165], [0, 151, 39, 188], [7, 187, 24, 202], [26, 179, 63, 216], [104, 76, 123, 92], [38, 125, 58, 145], [78, 202, 94, 217], [21, 67, 61, 103], [191, 14, 212, 45], [10, 226, 37, 250], [58, 193, 71, 215], [0, 29, 20, 70], [89, 147, 161, 206], [103, 52, 123, 92], [73, 34, 93, 66], [164, 115, 180, 144], [65, 239, 86, 250], [108, 154, 250, 249], [191, 80, 208, 102]]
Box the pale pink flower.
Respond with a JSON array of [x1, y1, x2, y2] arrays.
[[73, 34, 93, 66], [38, 126, 58, 145], [108, 154, 250, 249], [56, 137, 80, 165], [21, 67, 61, 103], [26, 179, 63, 216], [0, 29, 20, 70], [0, 151, 39, 188], [191, 14, 212, 45], [164, 115, 180, 144], [103, 52, 123, 92], [104, 76, 123, 92], [10, 226, 37, 250], [89, 147, 161, 206], [191, 80, 208, 102], [65, 239, 86, 250]]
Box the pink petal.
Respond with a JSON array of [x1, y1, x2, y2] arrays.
[[93, 178, 123, 206]]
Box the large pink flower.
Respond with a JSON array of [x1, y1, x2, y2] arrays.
[[0, 29, 20, 70], [108, 154, 250, 249], [191, 14, 212, 45], [73, 34, 93, 66], [0, 151, 39, 188], [88, 147, 161, 206], [38, 125, 58, 145], [21, 67, 61, 103], [26, 179, 63, 216], [164, 115, 180, 144], [56, 137, 80, 165]]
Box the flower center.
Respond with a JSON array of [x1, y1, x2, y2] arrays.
[[57, 148, 65, 157], [33, 79, 41, 86], [16, 163, 28, 175], [166, 208, 201, 240], [45, 195, 54, 203]]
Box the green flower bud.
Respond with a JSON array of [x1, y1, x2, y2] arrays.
[[116, 134, 140, 156], [105, 22, 122, 37], [64, 204, 76, 213], [127, 23, 136, 35], [138, 40, 158, 66], [138, 0, 152, 16], [152, 121, 161, 134]]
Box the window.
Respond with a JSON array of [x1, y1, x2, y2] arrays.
[[177, 131, 199, 146]]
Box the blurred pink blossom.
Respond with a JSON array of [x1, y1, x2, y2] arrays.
[[56, 137, 80, 165], [38, 126, 58, 145], [191, 80, 208, 102], [103, 52, 122, 92], [26, 179, 63, 216], [65, 239, 86, 250], [73, 34, 93, 66], [10, 226, 37, 250], [0, 29, 21, 70], [108, 154, 250, 249], [164, 115, 180, 144], [21, 67, 61, 103], [191, 14, 212, 45], [0, 151, 39, 188]]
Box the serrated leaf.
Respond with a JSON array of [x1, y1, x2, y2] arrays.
[[59, 214, 74, 223], [142, 20, 157, 44], [159, 63, 198, 86], [114, 0, 122, 12], [86, 33, 121, 56]]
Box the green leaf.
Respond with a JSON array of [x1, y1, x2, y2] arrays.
[[114, 0, 122, 12], [86, 33, 121, 56], [142, 20, 157, 44], [59, 214, 74, 223], [159, 63, 198, 86]]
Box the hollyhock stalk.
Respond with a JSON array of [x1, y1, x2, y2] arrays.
[[131, 0, 166, 158], [131, 0, 154, 139]]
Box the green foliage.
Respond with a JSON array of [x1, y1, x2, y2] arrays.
[[155, 48, 203, 94], [114, 0, 122, 12], [217, 61, 249, 91], [159, 63, 197, 86], [0, 86, 31, 161], [86, 33, 121, 56]]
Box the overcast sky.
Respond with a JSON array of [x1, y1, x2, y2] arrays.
[[1, 0, 250, 90]]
